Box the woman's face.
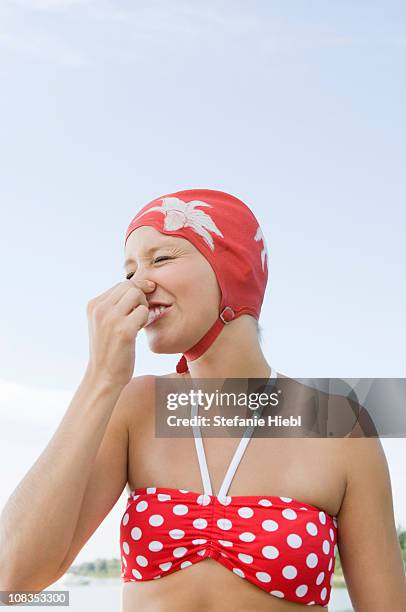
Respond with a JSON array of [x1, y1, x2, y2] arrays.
[[124, 226, 222, 354]]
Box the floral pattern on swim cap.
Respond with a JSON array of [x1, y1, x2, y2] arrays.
[[135, 196, 224, 251]]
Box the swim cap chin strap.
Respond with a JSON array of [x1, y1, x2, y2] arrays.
[[175, 306, 235, 374]]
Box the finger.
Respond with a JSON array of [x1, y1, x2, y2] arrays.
[[101, 279, 155, 306], [93, 281, 125, 302], [114, 286, 149, 316], [127, 304, 150, 333]]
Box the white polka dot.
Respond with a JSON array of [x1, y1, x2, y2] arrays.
[[122, 513, 129, 526], [282, 565, 297, 579], [329, 528, 334, 541], [131, 568, 142, 579], [158, 493, 171, 501], [218, 495, 232, 506], [238, 507, 254, 518], [322, 540, 330, 554], [136, 555, 148, 567], [197, 494, 211, 506], [131, 527, 142, 541], [238, 553, 253, 564], [280, 496, 292, 502], [321, 587, 327, 600], [197, 549, 206, 556], [319, 511, 326, 525], [219, 540, 233, 547], [262, 519, 279, 532], [149, 514, 164, 526], [173, 547, 187, 558], [296, 585, 308, 597], [306, 553, 318, 568], [181, 561, 192, 569], [282, 508, 297, 520], [233, 568, 245, 578], [258, 499, 272, 506], [159, 562, 172, 571], [306, 522, 318, 536], [270, 591, 284, 598], [122, 541, 130, 555], [193, 518, 208, 529], [256, 571, 271, 583], [239, 532, 256, 542], [153, 575, 161, 579], [192, 539, 207, 545], [122, 556, 127, 567], [173, 504, 189, 515], [262, 545, 279, 559], [316, 571, 325, 585], [136, 500, 148, 512], [287, 533, 302, 548], [178, 489, 189, 493], [148, 541, 163, 552], [146, 487, 156, 494], [307, 602, 316, 606], [131, 494, 140, 500], [169, 529, 185, 540], [328, 558, 333, 571], [217, 518, 233, 530]]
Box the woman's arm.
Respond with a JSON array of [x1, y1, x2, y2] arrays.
[[0, 277, 153, 592], [53, 375, 153, 581], [337, 436, 406, 611], [0, 371, 126, 591]]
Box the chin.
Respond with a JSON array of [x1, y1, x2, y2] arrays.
[[145, 332, 184, 355], [145, 328, 196, 356]]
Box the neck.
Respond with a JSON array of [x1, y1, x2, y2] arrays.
[[184, 316, 273, 379]]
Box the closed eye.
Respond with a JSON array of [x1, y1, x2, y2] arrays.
[[125, 256, 173, 280]]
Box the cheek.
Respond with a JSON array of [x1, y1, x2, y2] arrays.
[[159, 261, 221, 312]]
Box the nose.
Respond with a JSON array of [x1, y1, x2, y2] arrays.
[[130, 268, 156, 293]]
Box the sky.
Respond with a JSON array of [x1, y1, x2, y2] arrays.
[[0, 0, 405, 564]]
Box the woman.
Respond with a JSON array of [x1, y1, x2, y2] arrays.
[[1, 189, 405, 611]]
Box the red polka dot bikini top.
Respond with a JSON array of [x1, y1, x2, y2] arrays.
[[120, 369, 339, 607]]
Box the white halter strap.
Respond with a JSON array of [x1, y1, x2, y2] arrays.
[[191, 368, 277, 498]]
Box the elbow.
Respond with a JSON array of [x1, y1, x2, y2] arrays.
[[0, 557, 61, 594], [0, 555, 18, 591]]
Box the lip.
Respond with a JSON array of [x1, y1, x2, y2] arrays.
[[145, 304, 173, 327], [148, 302, 171, 308]]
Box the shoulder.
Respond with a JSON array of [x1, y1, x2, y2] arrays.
[[341, 436, 390, 495], [114, 375, 156, 426], [118, 372, 180, 426], [341, 435, 389, 488]]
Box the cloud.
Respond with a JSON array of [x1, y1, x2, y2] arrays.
[[12, 0, 92, 11], [0, 0, 92, 66], [0, 0, 357, 69], [0, 378, 73, 428]]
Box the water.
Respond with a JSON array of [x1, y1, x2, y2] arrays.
[[36, 579, 353, 611]]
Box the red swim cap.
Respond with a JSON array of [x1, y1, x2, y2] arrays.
[[124, 189, 269, 374]]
